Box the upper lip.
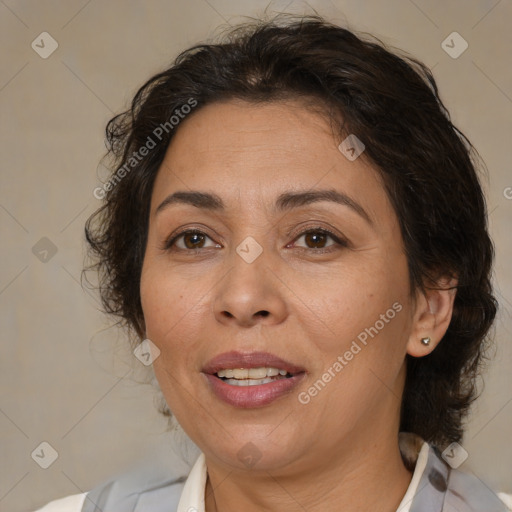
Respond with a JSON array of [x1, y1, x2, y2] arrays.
[[202, 351, 306, 375]]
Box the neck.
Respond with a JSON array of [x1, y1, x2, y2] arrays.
[[204, 431, 413, 512]]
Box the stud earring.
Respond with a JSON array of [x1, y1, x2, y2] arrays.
[[420, 337, 431, 346]]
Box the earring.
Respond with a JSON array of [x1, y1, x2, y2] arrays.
[[420, 337, 431, 346]]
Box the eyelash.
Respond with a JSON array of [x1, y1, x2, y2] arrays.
[[162, 227, 348, 254]]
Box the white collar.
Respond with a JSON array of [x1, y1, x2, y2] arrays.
[[177, 436, 429, 512], [177, 452, 208, 512]]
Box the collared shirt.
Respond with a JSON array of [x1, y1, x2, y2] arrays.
[[35, 434, 512, 511]]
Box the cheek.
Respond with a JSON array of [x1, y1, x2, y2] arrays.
[[294, 254, 410, 352], [140, 264, 207, 362], [140, 266, 211, 414]]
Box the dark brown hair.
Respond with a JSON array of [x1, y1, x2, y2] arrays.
[[84, 14, 497, 448]]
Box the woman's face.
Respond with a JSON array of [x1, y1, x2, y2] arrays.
[[140, 99, 420, 474]]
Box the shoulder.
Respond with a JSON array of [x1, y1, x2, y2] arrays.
[[33, 476, 187, 512], [400, 434, 512, 512], [33, 493, 86, 511], [428, 445, 512, 511], [81, 472, 186, 512], [498, 492, 512, 511], [33, 456, 190, 512]]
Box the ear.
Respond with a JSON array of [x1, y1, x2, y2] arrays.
[[406, 277, 457, 357]]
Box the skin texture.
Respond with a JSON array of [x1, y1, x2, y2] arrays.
[[140, 99, 456, 512]]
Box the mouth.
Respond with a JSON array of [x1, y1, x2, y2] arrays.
[[215, 367, 294, 386], [202, 351, 306, 408]]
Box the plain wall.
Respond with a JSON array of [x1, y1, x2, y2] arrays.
[[0, 1, 511, 510]]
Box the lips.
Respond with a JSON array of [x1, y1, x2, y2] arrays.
[[201, 351, 307, 408]]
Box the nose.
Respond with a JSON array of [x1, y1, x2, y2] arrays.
[[213, 254, 288, 328]]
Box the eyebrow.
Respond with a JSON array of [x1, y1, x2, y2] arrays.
[[155, 189, 372, 224]]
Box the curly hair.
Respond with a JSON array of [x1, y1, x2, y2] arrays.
[[84, 14, 497, 449]]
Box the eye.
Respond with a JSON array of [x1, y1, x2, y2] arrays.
[[291, 228, 346, 250], [163, 227, 346, 252], [164, 230, 221, 251]]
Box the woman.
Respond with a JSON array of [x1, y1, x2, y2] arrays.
[[36, 14, 511, 512]]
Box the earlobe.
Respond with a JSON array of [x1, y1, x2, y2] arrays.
[[406, 277, 457, 358]]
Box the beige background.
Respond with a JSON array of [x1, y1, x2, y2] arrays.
[[0, 1, 511, 510]]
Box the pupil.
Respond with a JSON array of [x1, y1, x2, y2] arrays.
[[306, 232, 326, 248], [185, 233, 204, 249]]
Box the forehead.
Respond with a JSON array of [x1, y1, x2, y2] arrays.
[[150, 99, 386, 215]]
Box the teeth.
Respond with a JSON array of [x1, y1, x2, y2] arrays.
[[224, 377, 275, 386], [216, 367, 289, 380], [232, 368, 249, 379], [248, 368, 267, 379]]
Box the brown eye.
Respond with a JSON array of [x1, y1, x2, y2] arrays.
[[182, 232, 206, 249], [165, 230, 220, 251], [294, 229, 339, 250], [303, 231, 329, 248], [293, 228, 348, 253]]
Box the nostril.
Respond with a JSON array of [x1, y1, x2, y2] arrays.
[[256, 310, 270, 317]]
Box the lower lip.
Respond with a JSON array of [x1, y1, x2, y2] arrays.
[[203, 373, 306, 408]]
